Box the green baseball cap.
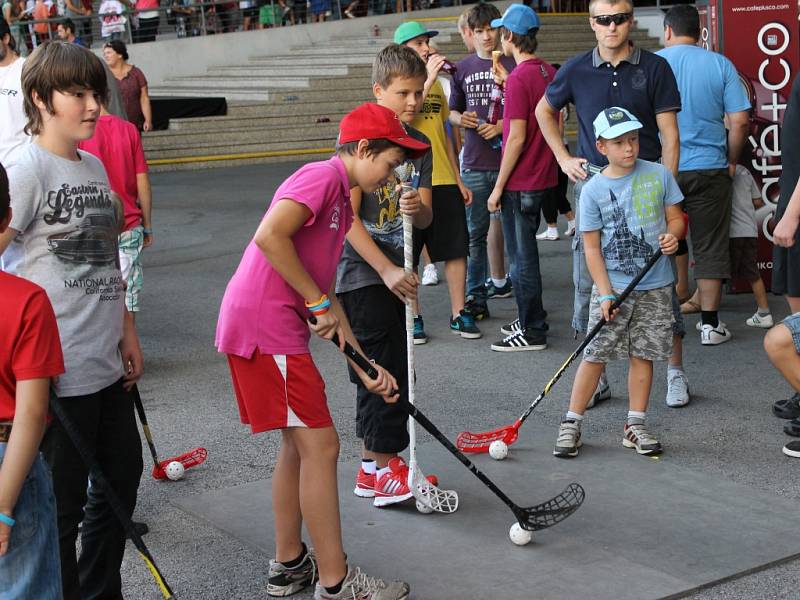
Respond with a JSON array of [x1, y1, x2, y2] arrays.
[[393, 21, 439, 45]]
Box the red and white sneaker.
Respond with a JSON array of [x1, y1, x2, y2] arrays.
[[373, 457, 414, 507], [353, 468, 376, 498], [373, 457, 440, 508]]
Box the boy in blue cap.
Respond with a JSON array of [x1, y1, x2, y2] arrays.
[[486, 3, 555, 352], [553, 107, 684, 459]]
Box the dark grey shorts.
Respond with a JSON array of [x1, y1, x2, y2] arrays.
[[584, 285, 675, 363], [678, 169, 733, 280]]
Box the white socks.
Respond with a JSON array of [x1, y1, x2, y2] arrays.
[[361, 459, 376, 475], [566, 410, 584, 421]]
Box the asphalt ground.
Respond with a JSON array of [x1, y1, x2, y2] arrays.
[[118, 162, 800, 599]]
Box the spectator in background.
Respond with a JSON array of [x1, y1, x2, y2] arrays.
[[61, 0, 91, 45], [239, 0, 257, 30], [308, 0, 329, 23], [103, 40, 152, 132], [657, 4, 750, 347], [2, 0, 28, 56], [457, 7, 475, 53], [133, 0, 160, 42], [98, 0, 126, 41], [171, 0, 199, 37], [56, 18, 85, 45]]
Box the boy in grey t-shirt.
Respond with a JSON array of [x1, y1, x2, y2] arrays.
[[0, 42, 143, 600]]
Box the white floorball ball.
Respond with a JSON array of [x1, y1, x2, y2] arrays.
[[415, 500, 434, 514], [165, 461, 185, 481], [509, 522, 533, 546], [489, 440, 508, 460]]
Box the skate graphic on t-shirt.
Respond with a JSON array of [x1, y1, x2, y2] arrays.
[[46, 213, 118, 265], [602, 189, 654, 277]]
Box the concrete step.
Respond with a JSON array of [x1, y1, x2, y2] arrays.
[[150, 84, 373, 103], [168, 111, 348, 132], [145, 137, 336, 161], [145, 122, 339, 149], [164, 75, 312, 89], [149, 150, 334, 173], [206, 64, 352, 77], [225, 99, 360, 117]]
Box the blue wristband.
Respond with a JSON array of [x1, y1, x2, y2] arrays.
[[598, 294, 617, 304], [0, 513, 15, 527]]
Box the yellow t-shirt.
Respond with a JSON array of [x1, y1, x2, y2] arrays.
[[410, 79, 457, 187]]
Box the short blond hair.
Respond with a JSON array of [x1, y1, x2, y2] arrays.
[[589, 0, 634, 15]]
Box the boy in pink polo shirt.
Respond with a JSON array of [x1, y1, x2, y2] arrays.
[[79, 105, 153, 319], [216, 103, 428, 600]]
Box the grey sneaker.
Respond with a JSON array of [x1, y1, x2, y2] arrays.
[[314, 567, 409, 600], [586, 373, 611, 409], [622, 423, 663, 455], [268, 548, 318, 597], [553, 418, 582, 458], [665, 369, 690, 408]]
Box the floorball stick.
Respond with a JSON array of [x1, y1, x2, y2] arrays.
[[457, 249, 664, 453], [132, 387, 208, 480], [399, 172, 458, 514], [323, 334, 585, 532], [49, 393, 174, 598]]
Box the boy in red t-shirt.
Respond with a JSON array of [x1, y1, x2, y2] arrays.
[[0, 163, 65, 598], [486, 4, 555, 352], [79, 105, 153, 319]]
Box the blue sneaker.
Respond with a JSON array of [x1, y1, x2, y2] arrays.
[[486, 278, 513, 299], [413, 315, 428, 345], [450, 309, 481, 339]]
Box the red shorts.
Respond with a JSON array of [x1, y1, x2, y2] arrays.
[[226, 352, 333, 433]]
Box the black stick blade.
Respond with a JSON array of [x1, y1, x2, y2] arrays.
[[515, 483, 586, 532]]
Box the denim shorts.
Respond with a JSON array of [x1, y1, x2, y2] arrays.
[[0, 446, 62, 599], [784, 312, 800, 354]]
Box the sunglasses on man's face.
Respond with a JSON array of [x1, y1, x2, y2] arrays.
[[592, 12, 633, 27]]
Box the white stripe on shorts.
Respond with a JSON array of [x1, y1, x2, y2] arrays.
[[272, 354, 306, 428]]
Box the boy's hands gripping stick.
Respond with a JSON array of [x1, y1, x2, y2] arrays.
[[307, 316, 398, 402]]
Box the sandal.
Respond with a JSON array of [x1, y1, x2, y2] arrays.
[[773, 393, 800, 419], [680, 299, 701, 314]]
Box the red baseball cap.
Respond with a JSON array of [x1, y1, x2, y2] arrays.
[[339, 103, 430, 159]]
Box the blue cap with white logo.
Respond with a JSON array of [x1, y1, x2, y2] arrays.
[[593, 107, 643, 140], [490, 3, 540, 35]]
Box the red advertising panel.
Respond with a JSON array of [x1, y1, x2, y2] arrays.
[[716, 0, 799, 290]]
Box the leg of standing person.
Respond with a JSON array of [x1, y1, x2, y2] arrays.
[[462, 169, 496, 319], [78, 381, 143, 598], [492, 190, 547, 351], [537, 182, 560, 241]]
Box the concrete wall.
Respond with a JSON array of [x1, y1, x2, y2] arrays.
[[123, 3, 511, 87]]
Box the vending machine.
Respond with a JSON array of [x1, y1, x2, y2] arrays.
[[696, 0, 799, 290]]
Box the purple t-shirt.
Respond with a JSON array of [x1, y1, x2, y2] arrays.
[[216, 156, 354, 357], [450, 53, 517, 171], [502, 58, 558, 192]]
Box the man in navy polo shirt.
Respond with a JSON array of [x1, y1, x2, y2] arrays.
[[658, 5, 750, 348], [535, 0, 690, 408]]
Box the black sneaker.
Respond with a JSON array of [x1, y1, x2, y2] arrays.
[[490, 330, 547, 352], [450, 309, 481, 339], [464, 296, 490, 321], [773, 392, 800, 419], [486, 279, 513, 299], [784, 417, 800, 437], [783, 441, 800, 458], [500, 318, 521, 336]]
